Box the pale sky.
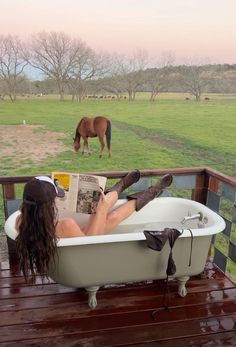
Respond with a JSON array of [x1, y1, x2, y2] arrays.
[[1, 0, 236, 64]]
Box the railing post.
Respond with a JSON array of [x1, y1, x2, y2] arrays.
[[208, 176, 219, 194], [207, 176, 220, 258], [2, 183, 18, 265], [191, 172, 209, 205], [2, 184, 15, 218]]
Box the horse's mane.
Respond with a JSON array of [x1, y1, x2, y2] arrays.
[[74, 118, 84, 139]]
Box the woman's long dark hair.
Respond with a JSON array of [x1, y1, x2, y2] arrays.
[[16, 199, 58, 283]]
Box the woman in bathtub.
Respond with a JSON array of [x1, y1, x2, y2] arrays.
[[15, 171, 172, 282]]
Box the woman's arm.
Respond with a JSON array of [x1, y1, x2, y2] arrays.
[[57, 192, 117, 237], [83, 192, 110, 236]]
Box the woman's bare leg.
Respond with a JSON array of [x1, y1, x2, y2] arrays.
[[83, 191, 119, 234], [104, 199, 136, 233]]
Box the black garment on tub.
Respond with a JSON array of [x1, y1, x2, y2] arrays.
[[143, 228, 182, 276], [144, 228, 193, 317]]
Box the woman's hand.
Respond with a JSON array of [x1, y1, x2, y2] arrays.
[[96, 191, 110, 212]]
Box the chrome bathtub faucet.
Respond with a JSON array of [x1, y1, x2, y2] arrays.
[[181, 212, 203, 225]]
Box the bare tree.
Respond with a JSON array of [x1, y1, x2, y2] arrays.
[[28, 31, 79, 100], [100, 75, 125, 100], [0, 79, 5, 100], [146, 53, 175, 101], [0, 35, 28, 101], [68, 42, 108, 102], [116, 50, 148, 101], [98, 54, 125, 99], [179, 59, 213, 101]]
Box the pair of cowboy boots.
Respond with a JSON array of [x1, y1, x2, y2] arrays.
[[106, 170, 173, 211]]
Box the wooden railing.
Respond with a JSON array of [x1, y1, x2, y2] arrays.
[[1, 167, 236, 277]]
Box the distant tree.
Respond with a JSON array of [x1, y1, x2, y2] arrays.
[[146, 53, 174, 101], [0, 79, 5, 100], [34, 78, 58, 95], [97, 54, 124, 99], [116, 50, 148, 101], [68, 43, 108, 102], [179, 64, 212, 101], [100, 75, 125, 100], [0, 35, 28, 101], [28, 31, 79, 100]]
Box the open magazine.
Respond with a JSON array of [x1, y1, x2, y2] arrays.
[[51, 172, 107, 214]]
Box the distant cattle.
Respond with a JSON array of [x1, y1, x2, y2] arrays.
[[204, 97, 210, 100], [185, 97, 190, 100]]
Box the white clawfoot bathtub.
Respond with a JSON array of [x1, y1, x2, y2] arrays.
[[5, 197, 226, 309]]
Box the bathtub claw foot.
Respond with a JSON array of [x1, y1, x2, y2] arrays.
[[177, 276, 189, 297], [85, 286, 100, 309]]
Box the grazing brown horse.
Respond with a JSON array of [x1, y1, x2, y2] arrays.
[[73, 116, 111, 158]]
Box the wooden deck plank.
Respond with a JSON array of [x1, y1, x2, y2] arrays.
[[1, 297, 236, 329], [1, 286, 236, 319], [0, 271, 235, 296], [129, 332, 236, 347], [1, 278, 236, 313], [0, 260, 236, 346], [3, 331, 236, 347], [1, 314, 236, 345], [0, 283, 78, 299], [0, 275, 55, 287], [0, 272, 233, 287]]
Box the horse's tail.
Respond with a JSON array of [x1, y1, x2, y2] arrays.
[[105, 119, 111, 151]]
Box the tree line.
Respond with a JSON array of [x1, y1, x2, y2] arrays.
[[0, 32, 235, 102]]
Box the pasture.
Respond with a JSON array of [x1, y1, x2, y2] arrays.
[[0, 93, 235, 178]]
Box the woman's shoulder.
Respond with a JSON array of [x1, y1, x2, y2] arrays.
[[57, 217, 77, 231]]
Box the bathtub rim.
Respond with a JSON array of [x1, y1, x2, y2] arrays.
[[4, 197, 226, 247]]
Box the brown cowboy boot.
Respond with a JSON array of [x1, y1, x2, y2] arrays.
[[127, 174, 173, 211], [105, 170, 141, 196]]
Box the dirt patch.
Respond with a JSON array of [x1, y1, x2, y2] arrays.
[[0, 125, 67, 170]]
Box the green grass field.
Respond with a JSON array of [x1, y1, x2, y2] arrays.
[[0, 92, 235, 177]]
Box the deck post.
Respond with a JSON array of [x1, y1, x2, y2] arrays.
[[2, 183, 15, 218], [191, 171, 209, 205], [2, 183, 18, 266]]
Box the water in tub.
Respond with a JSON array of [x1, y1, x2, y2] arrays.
[[59, 204, 206, 234], [111, 219, 205, 234]]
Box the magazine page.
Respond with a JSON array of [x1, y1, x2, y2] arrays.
[[52, 172, 83, 211], [77, 174, 107, 214], [51, 172, 107, 214]]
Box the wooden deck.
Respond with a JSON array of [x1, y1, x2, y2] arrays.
[[1, 260, 236, 346]]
